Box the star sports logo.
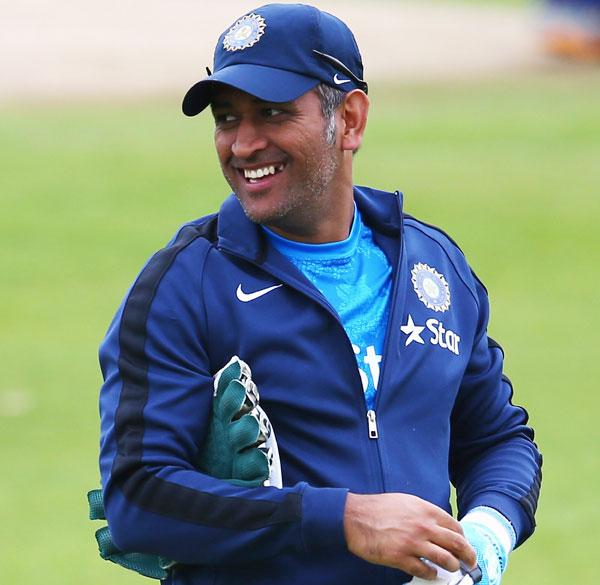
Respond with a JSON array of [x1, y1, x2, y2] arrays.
[[400, 314, 461, 356]]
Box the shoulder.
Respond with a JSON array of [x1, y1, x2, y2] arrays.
[[149, 213, 220, 270], [163, 213, 219, 253], [124, 213, 220, 308], [403, 214, 485, 308], [403, 214, 461, 251]]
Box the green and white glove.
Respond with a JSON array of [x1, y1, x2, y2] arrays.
[[199, 356, 282, 488], [88, 355, 281, 579], [87, 489, 175, 580]]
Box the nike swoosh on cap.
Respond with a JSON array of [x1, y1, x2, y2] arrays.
[[236, 284, 283, 302], [333, 73, 351, 85]]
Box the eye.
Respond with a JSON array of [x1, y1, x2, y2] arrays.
[[263, 107, 285, 118], [213, 112, 237, 125]]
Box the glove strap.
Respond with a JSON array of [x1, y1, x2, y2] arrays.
[[462, 506, 516, 559]]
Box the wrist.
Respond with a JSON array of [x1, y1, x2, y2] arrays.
[[462, 506, 516, 558], [343, 493, 373, 555], [461, 507, 515, 585]]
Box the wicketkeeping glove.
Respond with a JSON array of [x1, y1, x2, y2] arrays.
[[198, 355, 282, 488], [87, 489, 175, 580], [460, 507, 516, 585], [88, 355, 281, 579]]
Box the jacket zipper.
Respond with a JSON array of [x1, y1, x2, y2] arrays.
[[367, 410, 378, 439], [368, 192, 406, 492], [219, 245, 387, 489]]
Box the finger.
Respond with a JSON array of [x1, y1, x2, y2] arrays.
[[404, 557, 438, 581], [214, 357, 258, 419], [215, 379, 247, 421], [428, 507, 464, 535], [232, 447, 270, 484], [420, 543, 461, 574], [229, 413, 262, 450], [431, 527, 476, 569], [214, 356, 243, 394], [460, 544, 477, 571]]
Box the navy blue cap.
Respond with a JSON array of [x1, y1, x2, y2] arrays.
[[182, 3, 367, 116]]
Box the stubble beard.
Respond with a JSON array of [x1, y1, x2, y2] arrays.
[[229, 140, 340, 237], [264, 142, 339, 235]]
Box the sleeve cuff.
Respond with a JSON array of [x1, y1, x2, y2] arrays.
[[300, 484, 349, 553]]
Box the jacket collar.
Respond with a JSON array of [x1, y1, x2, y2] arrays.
[[216, 186, 403, 263]]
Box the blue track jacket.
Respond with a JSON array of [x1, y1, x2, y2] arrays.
[[99, 187, 542, 584]]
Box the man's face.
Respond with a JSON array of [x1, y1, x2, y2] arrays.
[[211, 85, 343, 238]]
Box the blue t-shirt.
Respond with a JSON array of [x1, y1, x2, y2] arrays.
[[263, 207, 392, 410]]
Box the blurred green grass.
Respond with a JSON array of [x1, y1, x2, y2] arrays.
[[1, 70, 599, 584]]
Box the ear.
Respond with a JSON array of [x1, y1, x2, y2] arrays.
[[340, 90, 369, 152]]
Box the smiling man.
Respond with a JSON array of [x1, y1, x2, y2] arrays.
[[98, 4, 542, 585], [210, 85, 354, 241]]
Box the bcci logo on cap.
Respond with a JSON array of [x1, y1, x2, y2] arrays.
[[411, 263, 451, 313], [223, 13, 267, 52]]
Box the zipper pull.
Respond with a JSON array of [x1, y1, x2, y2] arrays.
[[367, 410, 379, 439]]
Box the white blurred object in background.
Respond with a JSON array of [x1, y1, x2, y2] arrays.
[[0, 0, 543, 104]]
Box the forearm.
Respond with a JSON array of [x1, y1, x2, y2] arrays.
[[453, 434, 541, 544], [451, 297, 542, 546], [100, 330, 349, 565], [104, 471, 348, 565]]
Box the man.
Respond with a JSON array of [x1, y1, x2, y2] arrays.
[[98, 4, 542, 584], [541, 0, 600, 60]]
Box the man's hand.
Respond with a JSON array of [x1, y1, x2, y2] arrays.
[[344, 493, 477, 580]]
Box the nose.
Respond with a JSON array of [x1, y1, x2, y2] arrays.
[[231, 118, 268, 159]]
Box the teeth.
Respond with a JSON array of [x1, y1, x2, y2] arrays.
[[243, 165, 283, 180]]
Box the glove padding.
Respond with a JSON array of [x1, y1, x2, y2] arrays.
[[460, 507, 516, 585], [89, 356, 280, 579], [198, 356, 282, 488]]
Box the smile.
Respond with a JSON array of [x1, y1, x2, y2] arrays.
[[242, 164, 285, 183]]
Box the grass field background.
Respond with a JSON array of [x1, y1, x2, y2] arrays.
[[1, 69, 599, 584]]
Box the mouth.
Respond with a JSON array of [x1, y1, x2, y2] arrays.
[[240, 163, 285, 185]]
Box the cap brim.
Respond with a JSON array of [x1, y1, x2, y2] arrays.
[[182, 64, 320, 116]]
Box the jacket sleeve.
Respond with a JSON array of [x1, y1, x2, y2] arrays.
[[98, 231, 348, 565], [449, 273, 542, 548]]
